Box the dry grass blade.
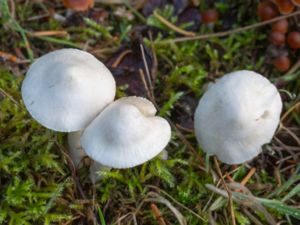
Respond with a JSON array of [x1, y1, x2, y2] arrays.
[[153, 11, 196, 37], [280, 125, 300, 146], [138, 69, 152, 100], [111, 50, 132, 68], [206, 183, 277, 225], [213, 157, 236, 225], [140, 44, 154, 98], [29, 30, 69, 37], [280, 101, 300, 122], [0, 87, 21, 108], [241, 168, 256, 186]]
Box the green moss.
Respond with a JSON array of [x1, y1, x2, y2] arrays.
[[0, 69, 73, 225]]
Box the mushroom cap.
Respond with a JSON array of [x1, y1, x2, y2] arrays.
[[194, 70, 282, 164], [81, 96, 171, 168], [21, 48, 116, 132], [62, 0, 94, 11]]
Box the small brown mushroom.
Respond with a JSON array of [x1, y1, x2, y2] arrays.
[[271, 19, 289, 33], [257, 1, 279, 21], [274, 0, 295, 14], [62, 0, 94, 11], [292, 0, 300, 6], [201, 9, 219, 24], [287, 31, 300, 49], [269, 31, 286, 45], [273, 55, 291, 71]]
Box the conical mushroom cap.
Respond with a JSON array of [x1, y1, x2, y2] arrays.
[[21, 49, 116, 132], [81, 97, 171, 168], [194, 70, 282, 164]]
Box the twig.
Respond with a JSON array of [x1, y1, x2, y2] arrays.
[[29, 30, 69, 37], [140, 44, 154, 99], [150, 203, 167, 225], [111, 49, 132, 68], [280, 101, 300, 122], [139, 69, 152, 101], [213, 157, 236, 225], [0, 87, 21, 108], [241, 168, 256, 186], [159, 10, 300, 44], [153, 11, 196, 37], [280, 125, 300, 146]]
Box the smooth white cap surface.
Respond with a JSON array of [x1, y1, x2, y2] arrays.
[[21, 48, 116, 132], [81, 96, 171, 168], [194, 70, 282, 164]]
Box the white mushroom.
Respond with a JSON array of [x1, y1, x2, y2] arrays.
[[194, 70, 282, 164], [21, 48, 116, 132], [81, 96, 171, 168]]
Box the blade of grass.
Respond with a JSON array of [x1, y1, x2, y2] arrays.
[[98, 208, 107, 225]]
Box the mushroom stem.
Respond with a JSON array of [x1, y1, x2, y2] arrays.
[[89, 162, 111, 184], [160, 149, 168, 160], [68, 131, 86, 167], [68, 131, 110, 183]]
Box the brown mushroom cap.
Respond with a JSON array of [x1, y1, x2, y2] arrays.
[[292, 0, 300, 6], [269, 31, 286, 45], [257, 1, 279, 21], [274, 0, 295, 14], [273, 55, 291, 72], [201, 9, 219, 24], [287, 31, 300, 49], [62, 0, 94, 11], [271, 19, 289, 33]]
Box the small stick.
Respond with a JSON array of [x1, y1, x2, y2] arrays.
[[0, 87, 21, 108], [281, 125, 300, 146], [153, 11, 196, 37], [240, 168, 256, 186], [29, 30, 69, 37], [160, 10, 300, 43], [140, 44, 154, 97], [274, 167, 282, 187], [150, 203, 167, 225], [280, 101, 300, 122], [111, 50, 132, 68], [139, 69, 152, 100]]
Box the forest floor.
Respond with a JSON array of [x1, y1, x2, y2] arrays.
[[1, 0, 300, 225]]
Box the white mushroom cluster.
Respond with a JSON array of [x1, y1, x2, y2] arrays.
[[21, 48, 171, 182], [194, 70, 282, 164]]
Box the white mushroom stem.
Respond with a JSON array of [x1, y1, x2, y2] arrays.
[[68, 131, 86, 167], [89, 162, 111, 184], [68, 131, 110, 183]]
